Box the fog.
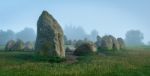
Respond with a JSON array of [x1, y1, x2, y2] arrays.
[[0, 0, 150, 44]]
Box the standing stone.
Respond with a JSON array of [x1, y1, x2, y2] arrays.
[[74, 42, 97, 56], [35, 11, 65, 58], [5, 40, 16, 51], [13, 39, 25, 51], [117, 38, 125, 49], [109, 35, 120, 51], [24, 41, 34, 51], [101, 35, 113, 50]]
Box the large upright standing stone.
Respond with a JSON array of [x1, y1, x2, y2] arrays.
[[35, 11, 65, 58]]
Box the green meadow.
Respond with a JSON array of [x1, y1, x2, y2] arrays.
[[0, 47, 149, 76]]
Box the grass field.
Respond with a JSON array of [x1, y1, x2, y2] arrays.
[[0, 48, 150, 76]]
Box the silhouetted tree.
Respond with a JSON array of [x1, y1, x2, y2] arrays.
[[0, 28, 36, 45], [125, 30, 144, 46], [64, 35, 67, 44], [89, 30, 99, 42], [0, 30, 15, 45], [64, 26, 88, 40], [95, 35, 101, 47], [16, 28, 36, 42], [64, 35, 72, 45]]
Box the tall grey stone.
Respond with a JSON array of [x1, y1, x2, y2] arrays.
[[35, 11, 65, 58]]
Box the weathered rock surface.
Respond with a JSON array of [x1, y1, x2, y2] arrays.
[[74, 42, 97, 56], [35, 11, 65, 58]]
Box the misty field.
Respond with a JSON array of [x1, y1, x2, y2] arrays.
[[0, 47, 149, 76]]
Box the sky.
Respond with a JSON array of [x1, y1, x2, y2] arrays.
[[0, 0, 150, 44]]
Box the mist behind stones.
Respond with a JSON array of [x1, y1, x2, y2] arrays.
[[0, 26, 148, 47]]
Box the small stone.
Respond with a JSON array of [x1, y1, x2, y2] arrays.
[[74, 42, 97, 56]]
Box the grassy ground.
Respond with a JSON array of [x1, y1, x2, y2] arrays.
[[0, 48, 150, 76]]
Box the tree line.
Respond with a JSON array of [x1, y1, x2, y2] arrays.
[[0, 26, 147, 46], [0, 28, 36, 45]]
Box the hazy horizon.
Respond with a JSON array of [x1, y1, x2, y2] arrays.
[[0, 0, 150, 44]]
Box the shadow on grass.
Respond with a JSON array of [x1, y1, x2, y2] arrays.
[[6, 52, 66, 63]]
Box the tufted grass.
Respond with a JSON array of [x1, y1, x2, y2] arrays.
[[0, 48, 150, 76]]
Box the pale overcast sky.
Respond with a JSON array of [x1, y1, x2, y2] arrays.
[[0, 0, 150, 43]]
